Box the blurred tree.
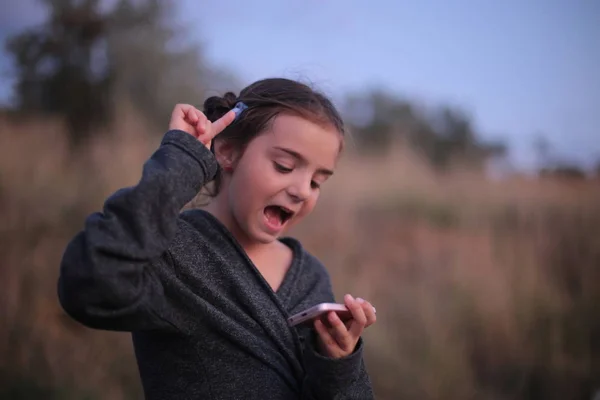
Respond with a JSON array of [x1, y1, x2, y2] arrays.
[[5, 0, 238, 146], [106, 0, 238, 130], [6, 0, 110, 144], [425, 105, 506, 169], [342, 89, 507, 170], [533, 136, 589, 180], [344, 90, 422, 149], [533, 134, 552, 169], [539, 163, 587, 180]]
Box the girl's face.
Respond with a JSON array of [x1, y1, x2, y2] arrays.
[[219, 113, 341, 246]]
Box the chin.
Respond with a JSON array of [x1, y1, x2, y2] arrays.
[[243, 213, 284, 245], [251, 229, 280, 245], [240, 220, 277, 244]]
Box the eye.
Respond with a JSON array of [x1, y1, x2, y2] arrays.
[[273, 162, 293, 173], [311, 181, 321, 190]]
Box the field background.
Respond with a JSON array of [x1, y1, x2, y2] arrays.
[[1, 112, 599, 399], [1, 1, 599, 399]]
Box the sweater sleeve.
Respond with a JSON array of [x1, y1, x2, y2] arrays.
[[57, 130, 218, 332], [303, 335, 374, 400], [300, 264, 375, 399]]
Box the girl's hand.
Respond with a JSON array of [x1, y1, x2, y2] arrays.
[[168, 104, 236, 149], [314, 294, 377, 359]]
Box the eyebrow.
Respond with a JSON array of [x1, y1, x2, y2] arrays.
[[273, 146, 334, 176]]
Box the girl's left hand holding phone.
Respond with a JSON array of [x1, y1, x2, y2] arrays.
[[314, 294, 376, 359]]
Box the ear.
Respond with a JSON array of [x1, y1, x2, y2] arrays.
[[212, 139, 239, 172]]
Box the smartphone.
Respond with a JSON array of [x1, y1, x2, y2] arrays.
[[287, 303, 353, 327]]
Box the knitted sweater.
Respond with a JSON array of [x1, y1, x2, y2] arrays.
[[57, 129, 374, 399]]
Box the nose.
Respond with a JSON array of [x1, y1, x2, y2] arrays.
[[287, 177, 312, 202]]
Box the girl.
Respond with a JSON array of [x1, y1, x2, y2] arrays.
[[58, 78, 376, 399]]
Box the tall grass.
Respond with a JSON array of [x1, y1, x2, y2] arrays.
[[1, 112, 598, 399]]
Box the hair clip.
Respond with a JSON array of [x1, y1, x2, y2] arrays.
[[232, 102, 248, 120]]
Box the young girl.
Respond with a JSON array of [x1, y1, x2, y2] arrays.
[[58, 78, 377, 399]]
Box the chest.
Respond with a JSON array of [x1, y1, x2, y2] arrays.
[[247, 245, 294, 293]]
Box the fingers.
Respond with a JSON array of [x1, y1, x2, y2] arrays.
[[197, 118, 211, 139], [173, 104, 197, 123], [359, 298, 377, 327], [326, 311, 356, 352], [314, 318, 337, 351], [198, 110, 235, 144], [170, 104, 236, 143], [170, 104, 202, 137], [210, 110, 236, 138], [186, 107, 201, 125], [313, 296, 377, 359], [344, 294, 367, 339]]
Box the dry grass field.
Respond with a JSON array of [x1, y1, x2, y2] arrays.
[[1, 112, 598, 399]]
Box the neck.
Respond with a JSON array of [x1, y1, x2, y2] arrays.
[[202, 193, 269, 256]]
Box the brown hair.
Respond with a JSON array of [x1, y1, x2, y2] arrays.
[[202, 77, 346, 196]]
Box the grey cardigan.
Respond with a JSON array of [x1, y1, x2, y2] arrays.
[[57, 129, 374, 399]]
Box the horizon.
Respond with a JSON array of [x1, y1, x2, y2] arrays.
[[1, 0, 598, 172]]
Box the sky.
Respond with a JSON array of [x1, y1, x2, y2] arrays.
[[1, 0, 599, 171]]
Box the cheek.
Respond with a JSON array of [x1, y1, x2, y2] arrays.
[[296, 193, 319, 220], [229, 158, 275, 208]]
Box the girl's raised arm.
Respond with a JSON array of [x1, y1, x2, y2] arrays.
[[57, 106, 234, 332]]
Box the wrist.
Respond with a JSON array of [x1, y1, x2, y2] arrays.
[[160, 130, 219, 183]]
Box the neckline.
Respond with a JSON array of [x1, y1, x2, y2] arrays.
[[193, 208, 302, 301], [190, 209, 308, 366]]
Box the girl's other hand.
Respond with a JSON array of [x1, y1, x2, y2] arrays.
[[169, 104, 236, 149], [314, 294, 377, 359]]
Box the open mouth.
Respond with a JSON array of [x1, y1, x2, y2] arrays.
[[264, 205, 294, 228]]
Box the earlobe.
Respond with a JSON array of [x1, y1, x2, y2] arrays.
[[218, 154, 235, 172], [213, 139, 237, 172]]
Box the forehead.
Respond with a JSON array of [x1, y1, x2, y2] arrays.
[[255, 114, 342, 166]]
